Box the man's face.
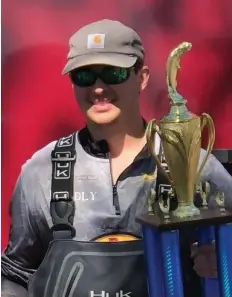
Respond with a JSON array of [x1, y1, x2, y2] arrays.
[[70, 64, 149, 125]]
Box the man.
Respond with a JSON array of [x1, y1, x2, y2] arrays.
[[2, 19, 232, 297]]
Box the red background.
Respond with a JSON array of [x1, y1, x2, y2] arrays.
[[2, 0, 232, 249]]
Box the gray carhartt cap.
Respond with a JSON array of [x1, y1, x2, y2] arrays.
[[62, 19, 145, 75]]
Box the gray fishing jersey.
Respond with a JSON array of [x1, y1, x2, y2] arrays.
[[2, 130, 232, 295]]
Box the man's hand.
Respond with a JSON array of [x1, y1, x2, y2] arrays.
[[191, 241, 217, 278]]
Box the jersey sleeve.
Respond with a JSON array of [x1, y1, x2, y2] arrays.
[[1, 173, 45, 294]]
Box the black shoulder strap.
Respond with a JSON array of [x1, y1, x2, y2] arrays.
[[50, 133, 77, 238]]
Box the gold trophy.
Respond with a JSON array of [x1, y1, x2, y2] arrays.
[[137, 42, 232, 297], [146, 41, 215, 218]]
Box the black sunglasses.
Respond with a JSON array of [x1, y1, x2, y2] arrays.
[[69, 66, 131, 87]]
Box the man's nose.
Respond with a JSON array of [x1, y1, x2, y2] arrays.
[[93, 79, 108, 95], [94, 88, 104, 96]]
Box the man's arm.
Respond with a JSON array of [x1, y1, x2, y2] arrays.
[[190, 151, 232, 280], [1, 174, 46, 296], [201, 151, 232, 208]]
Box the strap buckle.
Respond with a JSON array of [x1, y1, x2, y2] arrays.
[[51, 224, 76, 238], [50, 200, 76, 238]]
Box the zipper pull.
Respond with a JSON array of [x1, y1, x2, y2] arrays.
[[112, 185, 121, 215]]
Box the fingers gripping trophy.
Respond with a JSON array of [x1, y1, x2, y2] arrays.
[[136, 42, 232, 297]]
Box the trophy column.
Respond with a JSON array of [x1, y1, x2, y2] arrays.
[[142, 224, 184, 297], [160, 229, 183, 297], [215, 223, 232, 297], [142, 226, 164, 297]]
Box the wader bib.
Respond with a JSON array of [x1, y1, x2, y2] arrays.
[[28, 133, 149, 297]]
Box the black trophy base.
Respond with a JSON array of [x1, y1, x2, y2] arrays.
[[136, 203, 232, 231]]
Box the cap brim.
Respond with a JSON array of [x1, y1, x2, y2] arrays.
[[62, 53, 137, 75]]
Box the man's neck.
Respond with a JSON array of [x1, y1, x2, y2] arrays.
[[86, 117, 146, 158]]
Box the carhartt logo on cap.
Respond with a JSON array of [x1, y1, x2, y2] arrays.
[[87, 33, 105, 49]]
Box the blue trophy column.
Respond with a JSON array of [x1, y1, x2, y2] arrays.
[[198, 226, 219, 297], [215, 223, 232, 297], [160, 230, 184, 297], [142, 226, 164, 297]]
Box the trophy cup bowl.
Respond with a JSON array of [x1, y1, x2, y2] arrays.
[[146, 113, 215, 218]]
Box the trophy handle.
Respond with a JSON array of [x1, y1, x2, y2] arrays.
[[196, 113, 215, 183], [146, 119, 173, 185]]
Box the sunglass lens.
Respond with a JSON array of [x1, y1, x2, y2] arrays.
[[101, 67, 129, 84], [70, 69, 96, 87]]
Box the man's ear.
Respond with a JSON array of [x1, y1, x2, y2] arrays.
[[139, 66, 150, 91]]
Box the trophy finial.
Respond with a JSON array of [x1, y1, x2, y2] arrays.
[[166, 41, 192, 122]]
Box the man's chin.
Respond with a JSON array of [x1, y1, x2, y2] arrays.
[[87, 111, 120, 125]]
